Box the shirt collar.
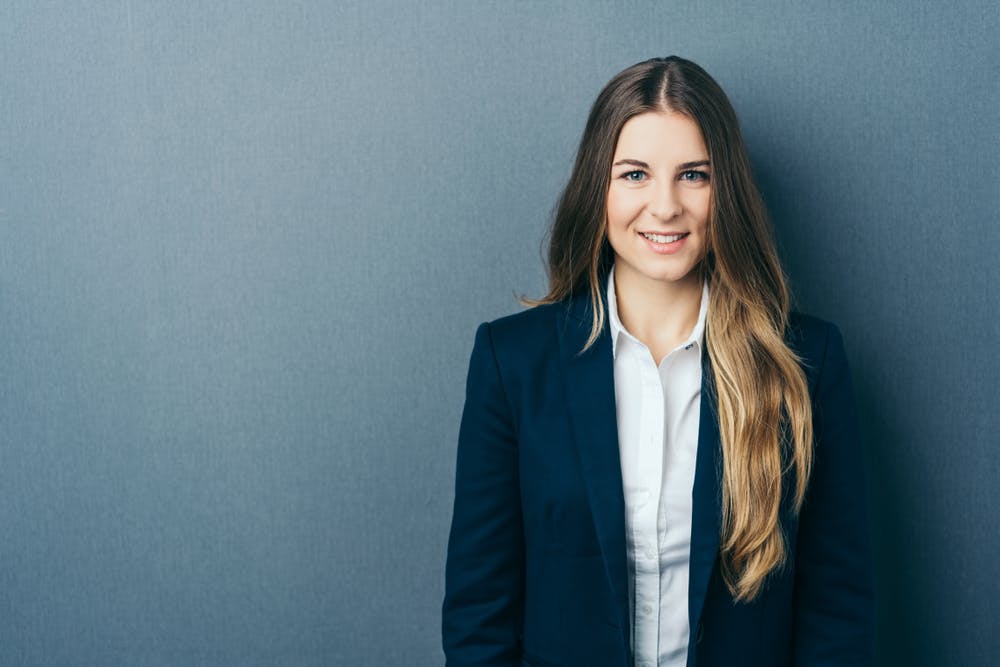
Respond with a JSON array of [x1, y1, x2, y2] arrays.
[[606, 264, 710, 359]]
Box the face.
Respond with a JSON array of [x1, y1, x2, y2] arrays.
[[605, 111, 711, 291]]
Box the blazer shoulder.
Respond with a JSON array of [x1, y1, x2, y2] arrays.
[[786, 310, 847, 390], [468, 301, 572, 391], [481, 300, 565, 349]]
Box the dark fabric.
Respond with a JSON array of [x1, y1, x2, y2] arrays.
[[443, 289, 874, 666]]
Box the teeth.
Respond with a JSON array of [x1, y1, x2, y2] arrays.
[[641, 232, 686, 244]]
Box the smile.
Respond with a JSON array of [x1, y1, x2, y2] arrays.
[[640, 231, 689, 244]]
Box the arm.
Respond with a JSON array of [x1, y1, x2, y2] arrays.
[[792, 323, 876, 665], [442, 322, 524, 666]]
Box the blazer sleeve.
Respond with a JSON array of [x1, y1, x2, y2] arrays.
[[442, 322, 523, 666], [792, 322, 876, 665]]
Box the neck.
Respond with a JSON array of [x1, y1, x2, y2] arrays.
[[613, 264, 703, 360]]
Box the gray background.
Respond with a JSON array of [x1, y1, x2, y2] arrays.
[[2, 1, 997, 665]]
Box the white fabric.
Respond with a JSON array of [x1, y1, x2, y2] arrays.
[[607, 266, 709, 667]]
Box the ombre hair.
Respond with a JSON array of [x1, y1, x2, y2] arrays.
[[526, 56, 813, 602]]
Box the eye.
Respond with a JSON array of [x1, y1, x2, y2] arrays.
[[621, 170, 647, 183], [680, 170, 710, 183]]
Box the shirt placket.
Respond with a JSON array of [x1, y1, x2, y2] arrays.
[[633, 349, 664, 667]]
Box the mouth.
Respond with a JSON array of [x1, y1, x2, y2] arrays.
[[639, 231, 689, 244], [638, 230, 690, 255]]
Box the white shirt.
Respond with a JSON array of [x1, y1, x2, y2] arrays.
[[607, 266, 709, 667]]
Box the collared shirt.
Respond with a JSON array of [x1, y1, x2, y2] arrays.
[[607, 266, 709, 667]]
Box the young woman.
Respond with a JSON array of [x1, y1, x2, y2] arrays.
[[442, 57, 874, 667]]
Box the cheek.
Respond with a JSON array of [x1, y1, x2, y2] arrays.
[[689, 192, 712, 232], [605, 189, 640, 232]]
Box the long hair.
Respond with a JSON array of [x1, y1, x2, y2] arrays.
[[526, 56, 813, 602]]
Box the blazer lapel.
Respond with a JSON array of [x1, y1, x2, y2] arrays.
[[556, 283, 724, 646], [688, 355, 723, 645], [556, 289, 630, 628]]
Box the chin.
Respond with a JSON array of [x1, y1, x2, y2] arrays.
[[641, 263, 699, 285]]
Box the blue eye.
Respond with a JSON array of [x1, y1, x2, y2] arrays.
[[680, 170, 710, 182], [622, 170, 646, 182]]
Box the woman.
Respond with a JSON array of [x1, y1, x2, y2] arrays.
[[442, 56, 874, 667]]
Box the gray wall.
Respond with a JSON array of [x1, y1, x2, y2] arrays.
[[2, 2, 997, 665]]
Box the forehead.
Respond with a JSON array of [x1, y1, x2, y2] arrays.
[[613, 111, 708, 161]]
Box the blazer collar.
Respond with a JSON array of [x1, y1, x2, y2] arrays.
[[556, 276, 723, 644]]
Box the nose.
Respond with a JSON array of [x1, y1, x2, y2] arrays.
[[649, 179, 682, 220]]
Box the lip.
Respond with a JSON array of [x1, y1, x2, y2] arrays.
[[639, 230, 690, 255]]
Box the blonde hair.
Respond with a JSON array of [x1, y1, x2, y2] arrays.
[[526, 57, 813, 601]]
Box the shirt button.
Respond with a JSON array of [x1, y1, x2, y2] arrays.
[[642, 604, 653, 615], [645, 548, 656, 559]]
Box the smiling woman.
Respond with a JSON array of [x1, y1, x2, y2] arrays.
[[443, 57, 874, 667], [606, 112, 712, 360]]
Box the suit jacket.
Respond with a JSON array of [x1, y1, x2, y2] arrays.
[[442, 284, 875, 667]]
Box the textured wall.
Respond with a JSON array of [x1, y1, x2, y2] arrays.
[[1, 2, 996, 665]]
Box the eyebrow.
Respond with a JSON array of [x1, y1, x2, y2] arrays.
[[612, 159, 711, 169]]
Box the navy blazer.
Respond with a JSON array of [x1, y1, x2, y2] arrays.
[[442, 285, 874, 666]]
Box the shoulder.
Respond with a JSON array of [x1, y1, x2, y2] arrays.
[[476, 300, 567, 353], [786, 311, 849, 395], [786, 310, 839, 351], [467, 300, 571, 387], [485, 300, 565, 338]]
